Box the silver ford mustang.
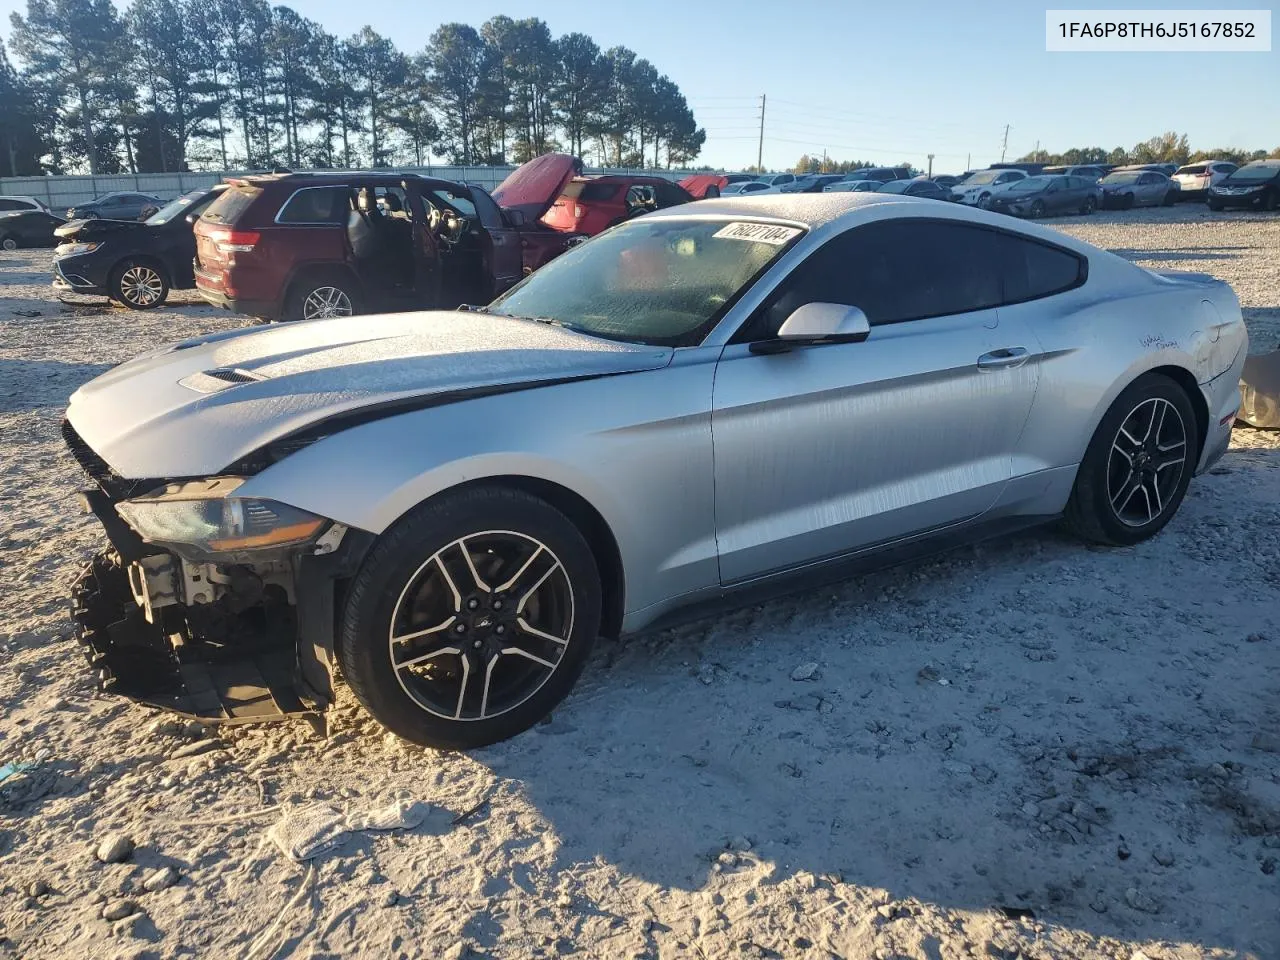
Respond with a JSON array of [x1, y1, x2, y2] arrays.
[[65, 194, 1247, 748]]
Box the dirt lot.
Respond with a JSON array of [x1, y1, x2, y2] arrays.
[[1, 206, 1279, 960]]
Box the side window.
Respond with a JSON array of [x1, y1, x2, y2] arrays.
[[654, 181, 691, 207], [469, 187, 505, 230], [0, 199, 21, 211], [1217, 164, 1238, 174], [745, 220, 1005, 338], [276, 186, 349, 224], [999, 233, 1085, 303]]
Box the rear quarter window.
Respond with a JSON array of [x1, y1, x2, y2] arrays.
[[275, 186, 349, 224], [201, 185, 264, 225], [999, 233, 1086, 303]]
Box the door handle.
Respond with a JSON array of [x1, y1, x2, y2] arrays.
[[977, 347, 1029, 370]]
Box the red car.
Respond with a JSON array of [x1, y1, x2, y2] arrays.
[[541, 173, 695, 235], [677, 174, 727, 199], [193, 158, 579, 322]]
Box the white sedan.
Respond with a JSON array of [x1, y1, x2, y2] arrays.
[[952, 169, 1028, 207]]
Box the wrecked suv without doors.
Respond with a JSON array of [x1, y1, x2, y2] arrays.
[[193, 156, 581, 322]]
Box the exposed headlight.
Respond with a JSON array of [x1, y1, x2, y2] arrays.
[[57, 241, 100, 256], [115, 477, 327, 553]]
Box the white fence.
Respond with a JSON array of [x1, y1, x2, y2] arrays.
[[0, 165, 716, 213]]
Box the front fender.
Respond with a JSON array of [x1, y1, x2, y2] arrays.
[[234, 358, 721, 616]]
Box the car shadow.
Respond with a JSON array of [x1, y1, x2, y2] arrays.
[[0, 359, 114, 412], [458, 448, 1280, 956]]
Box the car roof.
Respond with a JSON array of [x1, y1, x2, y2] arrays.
[[227, 172, 464, 191], [643, 192, 911, 229]]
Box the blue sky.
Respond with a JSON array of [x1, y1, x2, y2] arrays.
[[3, 0, 1276, 171]]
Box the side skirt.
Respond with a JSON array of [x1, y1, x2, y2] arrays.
[[632, 513, 1060, 636]]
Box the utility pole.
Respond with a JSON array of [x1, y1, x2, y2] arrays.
[[1000, 124, 1010, 163], [756, 94, 766, 173], [927, 153, 934, 176], [966, 152, 971, 171], [822, 148, 828, 172]]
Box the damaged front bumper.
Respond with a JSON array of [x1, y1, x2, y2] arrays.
[[65, 426, 373, 725]]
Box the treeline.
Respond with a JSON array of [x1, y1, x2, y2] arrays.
[[1020, 131, 1280, 168], [792, 154, 920, 176], [0, 0, 705, 177]]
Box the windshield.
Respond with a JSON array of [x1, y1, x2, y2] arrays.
[[489, 218, 802, 347], [965, 170, 1006, 186], [1102, 172, 1143, 185], [1006, 177, 1049, 193], [146, 188, 209, 225], [1228, 164, 1279, 183]]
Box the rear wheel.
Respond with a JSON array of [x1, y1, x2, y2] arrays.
[[1064, 374, 1199, 546], [284, 276, 360, 322], [1162, 190, 1177, 207], [339, 485, 602, 749], [0, 235, 16, 251], [1079, 195, 1096, 215], [110, 259, 169, 309]]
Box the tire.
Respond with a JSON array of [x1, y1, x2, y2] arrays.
[[110, 259, 169, 309], [977, 192, 991, 209], [1162, 191, 1177, 207], [1029, 200, 1046, 218], [283, 275, 360, 322], [338, 485, 603, 749], [1080, 196, 1096, 215], [1121, 193, 1135, 210], [0, 235, 16, 251], [1064, 373, 1200, 547], [1208, 198, 1223, 212], [1266, 191, 1279, 213]]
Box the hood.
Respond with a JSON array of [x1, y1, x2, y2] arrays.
[[491, 154, 583, 223], [55, 217, 147, 240], [66, 310, 672, 480], [678, 175, 728, 199]]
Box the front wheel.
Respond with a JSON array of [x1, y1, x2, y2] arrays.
[[1121, 193, 1135, 210], [1208, 198, 1223, 211], [1064, 374, 1199, 546], [977, 192, 991, 208], [338, 485, 602, 749], [0, 235, 16, 251], [110, 260, 169, 309], [1029, 200, 1046, 218]]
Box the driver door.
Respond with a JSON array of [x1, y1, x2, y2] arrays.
[[711, 218, 1040, 583], [470, 186, 522, 297]]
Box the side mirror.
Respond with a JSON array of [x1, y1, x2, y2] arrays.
[[751, 302, 871, 354], [185, 212, 197, 224]]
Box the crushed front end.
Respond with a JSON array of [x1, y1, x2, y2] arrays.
[[63, 420, 371, 725]]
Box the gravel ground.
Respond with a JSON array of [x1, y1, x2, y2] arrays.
[[1, 208, 1279, 960]]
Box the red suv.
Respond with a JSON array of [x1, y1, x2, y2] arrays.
[[193, 157, 580, 322], [541, 174, 695, 235]]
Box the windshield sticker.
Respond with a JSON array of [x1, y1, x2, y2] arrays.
[[713, 222, 802, 245]]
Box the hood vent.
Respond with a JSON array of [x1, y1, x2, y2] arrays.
[[179, 367, 267, 394]]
